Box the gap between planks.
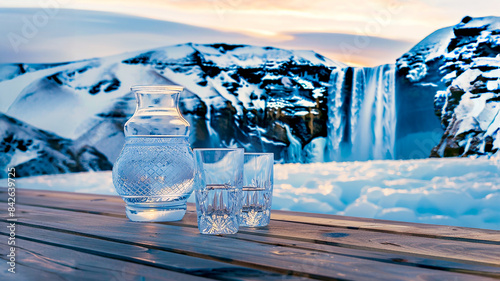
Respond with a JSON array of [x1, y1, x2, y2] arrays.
[[1, 204, 499, 280], [4, 188, 499, 244], [2, 188, 500, 279], [3, 191, 500, 267]]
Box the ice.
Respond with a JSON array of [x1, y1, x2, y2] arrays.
[[15, 157, 500, 230]]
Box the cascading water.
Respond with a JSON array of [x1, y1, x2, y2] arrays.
[[326, 64, 396, 162]]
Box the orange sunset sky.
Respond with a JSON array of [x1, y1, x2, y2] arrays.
[[0, 0, 497, 66]]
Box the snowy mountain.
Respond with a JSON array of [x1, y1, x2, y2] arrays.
[[396, 16, 500, 158], [0, 113, 112, 177], [1, 16, 499, 178], [0, 43, 345, 177]]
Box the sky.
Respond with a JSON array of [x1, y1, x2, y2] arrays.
[[0, 0, 498, 66]]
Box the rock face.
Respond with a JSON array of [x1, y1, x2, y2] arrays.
[[396, 16, 500, 158], [0, 44, 344, 176], [431, 57, 500, 157]]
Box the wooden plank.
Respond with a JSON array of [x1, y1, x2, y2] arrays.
[[5, 189, 500, 270], [270, 211, 500, 244], [7, 193, 500, 279], [0, 188, 126, 218], [6, 199, 500, 279], [6, 188, 500, 243], [0, 261, 66, 281], [1, 205, 496, 281], [0, 237, 212, 281], [175, 211, 500, 267], [0, 225, 305, 281]]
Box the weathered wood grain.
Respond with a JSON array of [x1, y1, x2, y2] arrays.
[[6, 188, 499, 243], [2, 188, 500, 280], [6, 193, 499, 279], [270, 212, 500, 244], [0, 237, 213, 281], [4, 189, 500, 269], [1, 204, 497, 280], [0, 225, 303, 280]]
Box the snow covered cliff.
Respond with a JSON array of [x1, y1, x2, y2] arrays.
[[1, 16, 499, 178], [397, 16, 500, 158], [0, 44, 345, 176]]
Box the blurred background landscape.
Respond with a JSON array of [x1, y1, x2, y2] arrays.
[[1, 0, 499, 229]]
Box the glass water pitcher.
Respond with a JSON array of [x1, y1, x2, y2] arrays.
[[112, 85, 195, 222]]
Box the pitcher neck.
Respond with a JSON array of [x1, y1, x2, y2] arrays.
[[136, 92, 180, 111], [131, 86, 183, 111]]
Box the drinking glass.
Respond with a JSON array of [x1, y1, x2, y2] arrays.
[[241, 153, 274, 227], [194, 148, 244, 234]]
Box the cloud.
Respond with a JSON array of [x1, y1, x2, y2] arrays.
[[0, 4, 486, 67], [0, 8, 251, 63], [2, 0, 491, 49], [280, 32, 414, 66], [0, 7, 416, 66]]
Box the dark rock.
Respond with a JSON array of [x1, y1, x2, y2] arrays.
[[461, 16, 473, 24], [470, 81, 488, 95], [453, 24, 487, 37]]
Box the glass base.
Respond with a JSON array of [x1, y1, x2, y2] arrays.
[[198, 214, 239, 234], [240, 208, 270, 227], [126, 203, 187, 222]]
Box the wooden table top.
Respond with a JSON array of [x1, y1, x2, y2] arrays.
[[1, 188, 499, 280]]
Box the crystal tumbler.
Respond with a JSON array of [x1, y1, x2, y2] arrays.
[[194, 148, 244, 234], [241, 153, 274, 227]]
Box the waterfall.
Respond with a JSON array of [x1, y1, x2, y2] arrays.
[[283, 122, 303, 163], [326, 64, 396, 161]]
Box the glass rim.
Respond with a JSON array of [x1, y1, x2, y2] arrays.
[[131, 85, 184, 93], [244, 152, 274, 155]]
